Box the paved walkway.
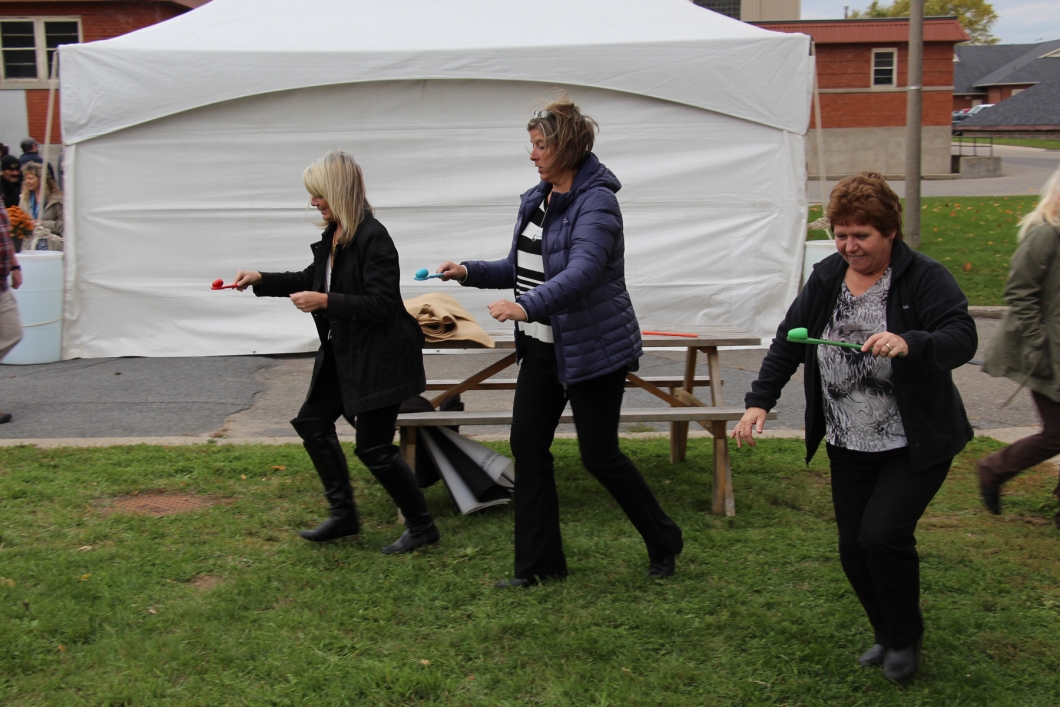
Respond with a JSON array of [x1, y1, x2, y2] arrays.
[[0, 316, 1044, 447], [807, 144, 1060, 203]]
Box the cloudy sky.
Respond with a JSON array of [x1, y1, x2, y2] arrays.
[[801, 0, 1060, 44]]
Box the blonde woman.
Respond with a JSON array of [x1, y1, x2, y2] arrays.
[[19, 161, 63, 247], [979, 166, 1060, 528], [234, 150, 437, 554]]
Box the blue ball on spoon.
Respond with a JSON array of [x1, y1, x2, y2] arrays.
[[414, 268, 444, 281]]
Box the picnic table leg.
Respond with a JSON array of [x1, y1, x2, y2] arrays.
[[703, 346, 735, 515], [710, 420, 735, 516], [670, 347, 698, 463], [399, 426, 417, 470]]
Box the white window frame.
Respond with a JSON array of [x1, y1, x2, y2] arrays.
[[0, 16, 81, 87], [871, 48, 897, 89]]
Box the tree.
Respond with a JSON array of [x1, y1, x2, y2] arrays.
[[850, 0, 1000, 45]]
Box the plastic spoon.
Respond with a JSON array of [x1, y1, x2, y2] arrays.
[[414, 268, 445, 281], [211, 278, 238, 290], [786, 327, 863, 349]]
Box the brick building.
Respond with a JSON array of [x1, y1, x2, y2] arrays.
[[754, 17, 968, 178], [0, 0, 206, 156]]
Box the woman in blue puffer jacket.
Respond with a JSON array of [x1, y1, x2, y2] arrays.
[[436, 98, 683, 588]]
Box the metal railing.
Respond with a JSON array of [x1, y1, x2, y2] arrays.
[[952, 135, 994, 157]]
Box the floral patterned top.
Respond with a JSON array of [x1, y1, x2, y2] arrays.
[[818, 268, 907, 452]]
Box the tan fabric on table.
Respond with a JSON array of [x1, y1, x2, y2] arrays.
[[0, 288, 23, 360], [403, 292, 495, 348]]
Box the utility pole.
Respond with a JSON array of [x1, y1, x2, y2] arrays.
[[904, 0, 924, 248]]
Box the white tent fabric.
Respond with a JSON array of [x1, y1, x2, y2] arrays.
[[59, 0, 812, 359]]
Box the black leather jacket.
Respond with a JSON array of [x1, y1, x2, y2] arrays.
[[255, 216, 425, 415]]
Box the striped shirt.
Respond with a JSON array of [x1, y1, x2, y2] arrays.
[[516, 200, 553, 344]]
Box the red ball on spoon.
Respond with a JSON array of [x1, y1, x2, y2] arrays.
[[211, 278, 237, 290]]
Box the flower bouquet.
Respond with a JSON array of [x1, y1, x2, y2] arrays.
[[6, 205, 34, 253]]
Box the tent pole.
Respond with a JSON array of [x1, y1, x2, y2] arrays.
[[41, 51, 58, 213], [812, 46, 828, 210]]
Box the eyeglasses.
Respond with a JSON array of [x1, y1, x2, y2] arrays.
[[532, 110, 551, 120]]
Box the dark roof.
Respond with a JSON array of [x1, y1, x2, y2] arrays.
[[954, 43, 1038, 94], [960, 74, 1060, 128], [954, 39, 1060, 95], [975, 39, 1060, 87], [753, 16, 967, 44]]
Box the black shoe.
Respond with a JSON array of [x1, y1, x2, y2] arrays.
[[979, 483, 1002, 515], [494, 578, 537, 589], [858, 644, 887, 667], [648, 554, 677, 578], [976, 460, 1002, 515], [882, 636, 923, 682], [0, 412, 11, 424], [381, 522, 440, 555], [298, 513, 360, 543]]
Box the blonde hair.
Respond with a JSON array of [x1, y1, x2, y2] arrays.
[[20, 161, 61, 203], [1019, 165, 1060, 240], [302, 150, 372, 247]]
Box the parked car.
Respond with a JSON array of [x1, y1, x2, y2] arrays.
[[954, 104, 993, 124]]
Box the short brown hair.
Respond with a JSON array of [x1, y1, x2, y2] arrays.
[[527, 96, 599, 173], [827, 172, 903, 242]]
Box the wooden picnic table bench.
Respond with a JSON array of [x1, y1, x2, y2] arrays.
[[399, 325, 768, 516]]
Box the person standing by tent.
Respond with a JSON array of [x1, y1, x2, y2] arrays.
[[1, 155, 22, 209], [0, 203, 23, 424], [977, 166, 1060, 527], [19, 162, 63, 249], [435, 98, 683, 587], [233, 150, 439, 555], [731, 173, 977, 682]]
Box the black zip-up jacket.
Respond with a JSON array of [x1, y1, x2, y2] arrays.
[[746, 240, 977, 471], [254, 215, 425, 416]]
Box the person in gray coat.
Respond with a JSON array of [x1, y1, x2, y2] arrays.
[[978, 166, 1060, 527]]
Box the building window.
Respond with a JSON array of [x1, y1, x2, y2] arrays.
[[872, 49, 897, 87], [1, 18, 80, 82], [693, 0, 742, 21]]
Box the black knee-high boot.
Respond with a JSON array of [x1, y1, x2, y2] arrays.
[[355, 444, 440, 554], [292, 417, 360, 542]]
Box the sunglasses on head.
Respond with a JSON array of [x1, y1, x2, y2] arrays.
[[532, 110, 551, 120]]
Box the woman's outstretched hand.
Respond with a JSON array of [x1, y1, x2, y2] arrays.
[[488, 300, 527, 323], [290, 291, 328, 312], [862, 332, 908, 358], [732, 407, 768, 449], [233, 270, 262, 291], [436, 261, 467, 282]]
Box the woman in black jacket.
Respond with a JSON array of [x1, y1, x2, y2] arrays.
[[732, 173, 976, 682], [234, 150, 437, 555]]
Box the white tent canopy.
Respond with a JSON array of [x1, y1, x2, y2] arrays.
[[60, 0, 812, 359]]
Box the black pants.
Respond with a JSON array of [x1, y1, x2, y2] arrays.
[[298, 347, 401, 449], [827, 444, 951, 650], [509, 343, 683, 582]]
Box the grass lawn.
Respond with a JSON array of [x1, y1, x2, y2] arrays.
[[2, 438, 1059, 705], [808, 196, 1039, 305]]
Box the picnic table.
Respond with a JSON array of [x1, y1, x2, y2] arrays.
[[402, 325, 770, 515]]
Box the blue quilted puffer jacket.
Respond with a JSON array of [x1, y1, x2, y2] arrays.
[[461, 153, 642, 385]]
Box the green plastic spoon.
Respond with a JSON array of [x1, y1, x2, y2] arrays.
[[786, 327, 863, 349]]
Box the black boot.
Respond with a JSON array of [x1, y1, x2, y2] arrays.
[[292, 417, 360, 542], [355, 444, 440, 554]]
